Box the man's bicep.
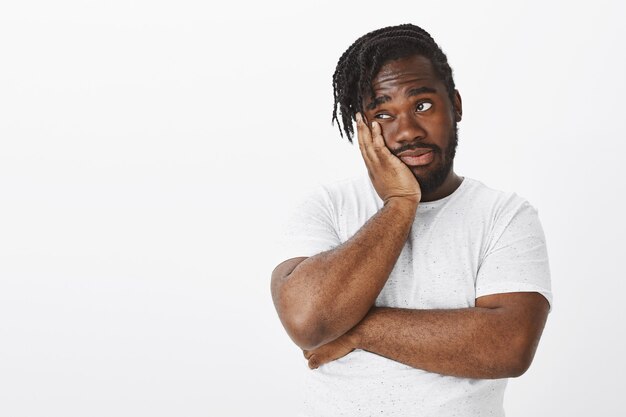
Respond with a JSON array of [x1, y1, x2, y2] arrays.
[[273, 186, 341, 271], [475, 291, 549, 374], [476, 200, 553, 309], [476, 291, 549, 317], [270, 257, 307, 312], [475, 292, 549, 339], [475, 292, 549, 347], [271, 257, 308, 292]]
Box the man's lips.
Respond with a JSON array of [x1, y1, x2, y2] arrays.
[[396, 148, 435, 166], [396, 148, 433, 157]]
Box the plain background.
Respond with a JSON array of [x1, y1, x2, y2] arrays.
[[1, 0, 625, 416]]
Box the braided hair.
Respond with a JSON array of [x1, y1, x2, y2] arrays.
[[332, 24, 456, 142]]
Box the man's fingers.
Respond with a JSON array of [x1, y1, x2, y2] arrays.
[[356, 113, 373, 151], [308, 355, 319, 369], [371, 121, 387, 150], [305, 350, 320, 368], [367, 120, 393, 167], [353, 113, 421, 203], [357, 112, 384, 166]]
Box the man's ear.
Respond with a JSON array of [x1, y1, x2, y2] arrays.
[[453, 90, 462, 122]]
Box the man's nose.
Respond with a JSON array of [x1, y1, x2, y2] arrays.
[[392, 113, 426, 146]]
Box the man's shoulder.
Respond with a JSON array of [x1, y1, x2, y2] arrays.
[[312, 173, 378, 205], [290, 173, 374, 211], [461, 177, 539, 230], [320, 173, 372, 196], [462, 177, 530, 209]]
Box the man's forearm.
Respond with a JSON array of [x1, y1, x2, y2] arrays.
[[352, 307, 521, 378], [345, 296, 548, 379], [273, 198, 416, 350]]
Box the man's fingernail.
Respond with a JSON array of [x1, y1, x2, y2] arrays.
[[356, 113, 362, 123]]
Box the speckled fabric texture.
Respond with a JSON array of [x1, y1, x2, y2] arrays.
[[279, 175, 552, 417]]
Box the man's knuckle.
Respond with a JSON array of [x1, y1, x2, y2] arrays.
[[372, 145, 386, 153]]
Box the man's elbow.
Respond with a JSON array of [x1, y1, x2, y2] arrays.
[[481, 349, 533, 379], [503, 336, 540, 378], [282, 313, 328, 351], [505, 353, 533, 378], [270, 273, 326, 350], [270, 257, 346, 350]]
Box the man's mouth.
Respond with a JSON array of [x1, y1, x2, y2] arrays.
[[397, 149, 435, 166]]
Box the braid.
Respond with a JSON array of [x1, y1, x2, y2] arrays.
[[332, 24, 456, 143]]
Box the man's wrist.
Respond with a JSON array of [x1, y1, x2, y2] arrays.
[[384, 196, 419, 215], [349, 307, 379, 350], [347, 326, 363, 350]]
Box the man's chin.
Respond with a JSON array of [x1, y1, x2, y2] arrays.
[[412, 164, 452, 195]]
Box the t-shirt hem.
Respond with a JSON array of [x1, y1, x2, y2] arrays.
[[476, 283, 553, 311]]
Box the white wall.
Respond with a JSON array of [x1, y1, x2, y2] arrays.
[[1, 1, 624, 416]]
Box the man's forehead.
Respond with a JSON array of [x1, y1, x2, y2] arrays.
[[372, 55, 437, 86]]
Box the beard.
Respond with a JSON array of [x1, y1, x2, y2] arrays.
[[392, 123, 458, 195]]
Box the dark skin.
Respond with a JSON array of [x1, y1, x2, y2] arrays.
[[361, 54, 463, 202], [271, 54, 549, 379]]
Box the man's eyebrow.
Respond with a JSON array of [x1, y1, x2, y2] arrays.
[[366, 95, 391, 110], [407, 86, 437, 96], [366, 86, 438, 110]]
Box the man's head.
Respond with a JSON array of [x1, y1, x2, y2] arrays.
[[331, 23, 462, 195]]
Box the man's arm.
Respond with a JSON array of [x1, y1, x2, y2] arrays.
[[271, 116, 420, 351], [304, 292, 549, 379]]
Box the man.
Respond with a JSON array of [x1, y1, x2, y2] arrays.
[[270, 23, 551, 417]]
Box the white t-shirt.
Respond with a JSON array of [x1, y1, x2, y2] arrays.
[[277, 174, 552, 417]]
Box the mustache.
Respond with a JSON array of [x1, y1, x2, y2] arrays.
[[391, 142, 441, 156]]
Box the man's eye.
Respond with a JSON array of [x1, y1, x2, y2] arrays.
[[416, 102, 432, 112], [375, 114, 392, 119]]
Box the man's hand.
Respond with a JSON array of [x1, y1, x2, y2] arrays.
[[356, 112, 421, 205], [303, 330, 359, 369]]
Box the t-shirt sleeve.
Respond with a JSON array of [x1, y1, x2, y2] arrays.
[[273, 185, 342, 266], [475, 200, 553, 310]]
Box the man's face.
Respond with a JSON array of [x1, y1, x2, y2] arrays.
[[362, 54, 462, 194]]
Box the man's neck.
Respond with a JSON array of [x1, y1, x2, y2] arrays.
[[420, 170, 463, 203]]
